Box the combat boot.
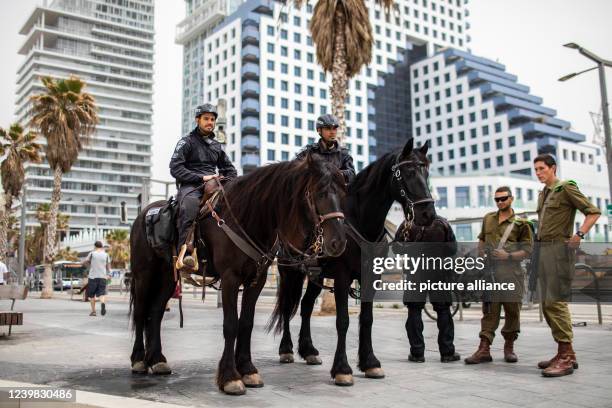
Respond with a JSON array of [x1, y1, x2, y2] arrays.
[[537, 343, 579, 370], [465, 338, 492, 364], [542, 342, 577, 377], [503, 339, 518, 363]]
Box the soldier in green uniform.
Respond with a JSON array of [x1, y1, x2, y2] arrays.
[[533, 154, 601, 377], [465, 186, 533, 365]]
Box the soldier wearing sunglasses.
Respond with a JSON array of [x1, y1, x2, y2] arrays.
[[465, 186, 533, 365]]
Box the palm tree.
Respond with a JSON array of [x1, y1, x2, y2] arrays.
[[285, 0, 392, 311], [286, 0, 392, 141], [0, 123, 42, 262], [29, 76, 98, 298], [106, 229, 129, 269]]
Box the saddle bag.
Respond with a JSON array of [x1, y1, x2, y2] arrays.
[[145, 197, 178, 252]]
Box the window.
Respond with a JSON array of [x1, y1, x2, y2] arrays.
[[281, 81, 288, 91], [294, 33, 301, 42], [267, 43, 274, 53], [295, 135, 302, 146], [267, 95, 275, 106], [294, 101, 302, 111], [267, 78, 275, 88], [281, 133, 289, 144], [267, 60, 274, 70], [295, 118, 302, 128], [281, 98, 288, 109], [495, 139, 502, 149], [267, 149, 275, 161], [267, 26, 274, 35], [267, 131, 275, 143], [483, 142, 490, 152], [468, 96, 475, 106], [280, 29, 288, 39], [523, 150, 531, 161], [484, 158, 491, 169], [267, 113, 275, 124], [437, 187, 448, 207], [455, 224, 473, 241], [456, 186, 470, 207], [478, 186, 486, 207], [282, 151, 289, 161], [510, 153, 517, 164], [495, 122, 502, 133], [496, 156, 504, 166], [281, 63, 288, 74], [481, 109, 488, 120], [281, 46, 288, 56], [482, 125, 489, 136]]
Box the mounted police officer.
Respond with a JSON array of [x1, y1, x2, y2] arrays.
[[170, 103, 237, 271], [296, 114, 355, 184]]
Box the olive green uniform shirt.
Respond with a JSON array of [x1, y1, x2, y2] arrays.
[[536, 179, 601, 242]]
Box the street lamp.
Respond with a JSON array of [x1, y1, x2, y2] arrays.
[[560, 43, 612, 202]]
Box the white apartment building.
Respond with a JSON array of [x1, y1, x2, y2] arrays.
[[407, 48, 609, 240], [15, 0, 154, 233], [176, 0, 471, 174]]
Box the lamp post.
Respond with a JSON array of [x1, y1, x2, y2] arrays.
[[559, 43, 612, 201]]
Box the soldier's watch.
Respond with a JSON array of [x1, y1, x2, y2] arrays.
[[575, 231, 585, 239]]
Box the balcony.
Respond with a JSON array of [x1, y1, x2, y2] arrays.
[[241, 117, 260, 134], [242, 44, 260, 61], [241, 80, 260, 97], [492, 95, 556, 116], [521, 122, 585, 143], [368, 121, 376, 131], [241, 135, 260, 150], [242, 25, 259, 45], [241, 62, 260, 79], [368, 137, 377, 147], [241, 153, 260, 168], [368, 104, 376, 115], [479, 83, 542, 104], [466, 71, 529, 93], [241, 98, 260, 114]]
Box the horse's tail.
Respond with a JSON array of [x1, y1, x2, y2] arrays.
[[266, 265, 305, 335]]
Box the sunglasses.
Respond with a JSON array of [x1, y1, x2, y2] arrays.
[[494, 196, 511, 203]]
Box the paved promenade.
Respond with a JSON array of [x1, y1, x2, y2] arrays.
[[1, 293, 611, 408]]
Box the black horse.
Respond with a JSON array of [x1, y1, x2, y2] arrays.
[[129, 155, 347, 395], [269, 138, 436, 386]]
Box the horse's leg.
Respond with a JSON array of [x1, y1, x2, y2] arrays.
[[145, 270, 175, 375], [235, 271, 267, 388], [278, 306, 295, 363], [298, 280, 323, 364], [330, 273, 353, 386], [357, 300, 384, 378], [130, 279, 147, 374], [216, 276, 245, 395]]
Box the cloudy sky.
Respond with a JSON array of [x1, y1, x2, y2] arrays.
[[1, 0, 611, 187]]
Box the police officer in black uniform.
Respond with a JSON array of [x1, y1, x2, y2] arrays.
[[296, 114, 355, 183], [170, 104, 237, 269]]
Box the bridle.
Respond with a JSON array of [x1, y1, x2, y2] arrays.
[[280, 188, 345, 261], [391, 156, 435, 240]]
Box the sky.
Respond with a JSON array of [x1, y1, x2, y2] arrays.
[[0, 0, 611, 189]]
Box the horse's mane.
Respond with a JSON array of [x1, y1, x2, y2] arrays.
[[222, 154, 344, 239], [348, 151, 395, 197]]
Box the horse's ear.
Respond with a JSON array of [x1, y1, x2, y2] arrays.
[[419, 140, 429, 156], [400, 138, 414, 158]]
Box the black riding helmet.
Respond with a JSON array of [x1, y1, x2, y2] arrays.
[[316, 114, 339, 129], [195, 103, 218, 119]]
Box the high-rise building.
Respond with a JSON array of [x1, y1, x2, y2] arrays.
[[176, 0, 471, 174], [403, 48, 610, 240], [15, 0, 154, 233]]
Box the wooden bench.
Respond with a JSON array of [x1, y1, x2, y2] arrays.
[[0, 285, 28, 336]]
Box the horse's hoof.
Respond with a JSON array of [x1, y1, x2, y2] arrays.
[[223, 380, 246, 395], [334, 374, 354, 386], [242, 373, 264, 388], [364, 367, 385, 379], [305, 355, 322, 365], [279, 353, 295, 364], [150, 362, 172, 375], [131, 361, 147, 374]]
